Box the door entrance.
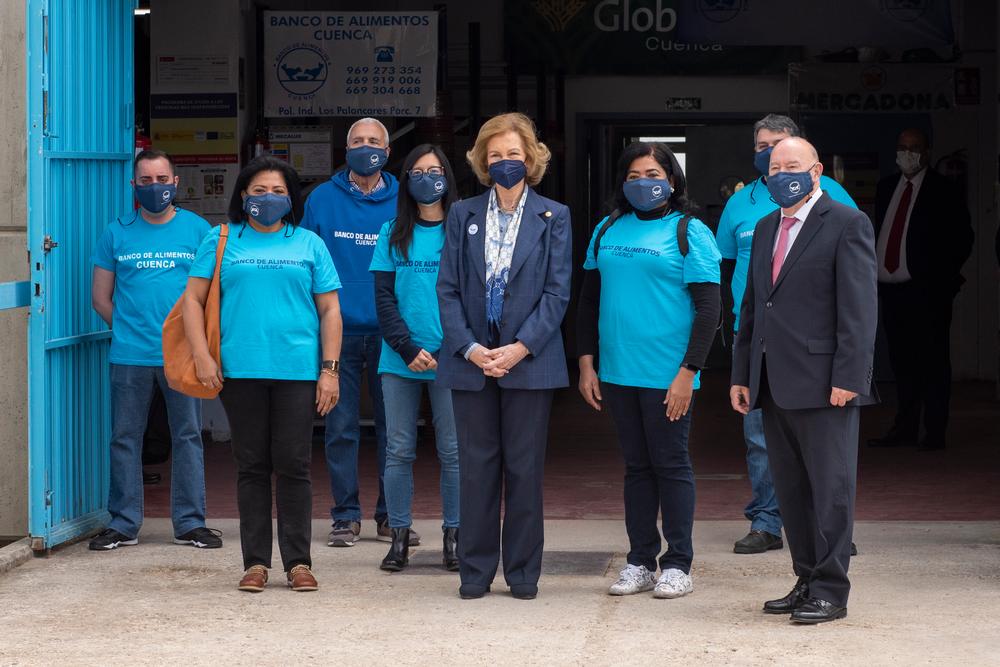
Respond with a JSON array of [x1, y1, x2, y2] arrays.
[[26, 0, 135, 550]]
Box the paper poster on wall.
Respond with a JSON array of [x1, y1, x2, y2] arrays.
[[156, 55, 231, 86], [151, 93, 239, 160], [174, 164, 239, 225], [263, 11, 437, 117]]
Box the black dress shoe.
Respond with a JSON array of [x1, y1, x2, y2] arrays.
[[851, 542, 858, 556], [734, 529, 783, 554], [791, 597, 847, 624], [916, 438, 946, 452], [142, 471, 161, 485], [379, 527, 410, 572], [509, 584, 538, 600], [763, 579, 809, 614], [442, 527, 459, 571], [459, 584, 490, 599]]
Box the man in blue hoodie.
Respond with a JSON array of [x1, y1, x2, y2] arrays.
[[302, 118, 411, 547], [716, 114, 858, 556]]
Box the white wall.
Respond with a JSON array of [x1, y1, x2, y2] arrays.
[[0, 0, 29, 538]]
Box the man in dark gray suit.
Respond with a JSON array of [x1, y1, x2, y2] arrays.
[[730, 137, 878, 624]]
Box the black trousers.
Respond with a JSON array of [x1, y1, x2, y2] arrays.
[[880, 282, 954, 442], [452, 379, 553, 589], [602, 383, 695, 574], [219, 379, 316, 572], [760, 368, 859, 607]]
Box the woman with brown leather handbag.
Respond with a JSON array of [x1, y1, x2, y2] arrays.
[[181, 156, 343, 593]]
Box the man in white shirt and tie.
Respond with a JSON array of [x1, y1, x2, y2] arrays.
[[868, 128, 974, 452]]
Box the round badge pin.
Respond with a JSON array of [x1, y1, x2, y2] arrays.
[[468, 223, 479, 235]]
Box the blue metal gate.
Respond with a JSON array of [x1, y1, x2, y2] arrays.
[[26, 0, 135, 550]]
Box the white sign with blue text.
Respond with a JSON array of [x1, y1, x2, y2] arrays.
[[263, 11, 437, 118]]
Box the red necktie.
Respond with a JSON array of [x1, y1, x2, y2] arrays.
[[884, 180, 913, 274], [772, 216, 797, 285]]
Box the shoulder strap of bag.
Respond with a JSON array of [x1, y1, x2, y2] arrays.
[[214, 223, 229, 274], [677, 214, 691, 257], [592, 209, 622, 259]]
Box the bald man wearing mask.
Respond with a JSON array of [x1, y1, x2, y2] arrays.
[[731, 138, 878, 624], [868, 128, 974, 452]]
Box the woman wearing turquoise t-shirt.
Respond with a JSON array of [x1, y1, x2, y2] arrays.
[[181, 157, 343, 593], [371, 144, 460, 572], [577, 142, 721, 600]]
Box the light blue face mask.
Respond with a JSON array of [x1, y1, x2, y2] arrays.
[[243, 193, 291, 226]]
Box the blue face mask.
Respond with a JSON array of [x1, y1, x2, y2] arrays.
[[766, 165, 817, 208], [753, 146, 773, 176], [243, 193, 292, 226], [135, 183, 176, 214], [623, 178, 672, 212], [346, 145, 388, 176], [407, 173, 448, 205], [488, 159, 527, 189]]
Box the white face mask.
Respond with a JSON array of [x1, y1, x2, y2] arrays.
[[896, 150, 923, 175]]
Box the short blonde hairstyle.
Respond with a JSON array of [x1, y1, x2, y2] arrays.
[[467, 113, 551, 187]]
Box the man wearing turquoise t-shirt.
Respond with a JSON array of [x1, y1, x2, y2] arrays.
[[89, 150, 219, 551], [716, 115, 858, 555], [301, 118, 409, 548]]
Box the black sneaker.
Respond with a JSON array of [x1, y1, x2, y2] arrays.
[[173, 527, 223, 549], [89, 528, 138, 551]]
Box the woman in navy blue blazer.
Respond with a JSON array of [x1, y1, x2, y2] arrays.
[[436, 112, 572, 600]]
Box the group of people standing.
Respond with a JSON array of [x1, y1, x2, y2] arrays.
[[91, 108, 968, 625]]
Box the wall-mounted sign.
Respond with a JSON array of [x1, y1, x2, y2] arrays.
[[790, 64, 955, 114], [263, 11, 437, 118], [504, 0, 798, 74], [665, 97, 701, 111]]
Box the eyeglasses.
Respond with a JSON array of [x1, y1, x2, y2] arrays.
[[409, 167, 445, 177]]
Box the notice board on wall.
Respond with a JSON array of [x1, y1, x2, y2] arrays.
[[263, 11, 437, 118]]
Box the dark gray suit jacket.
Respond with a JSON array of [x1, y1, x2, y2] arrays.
[[435, 187, 572, 392], [732, 192, 879, 410]]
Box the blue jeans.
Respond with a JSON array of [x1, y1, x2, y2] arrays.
[[381, 374, 460, 529], [108, 364, 206, 538], [743, 408, 782, 536], [324, 334, 387, 523]]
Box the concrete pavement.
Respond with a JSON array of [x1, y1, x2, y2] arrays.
[[0, 519, 997, 666]]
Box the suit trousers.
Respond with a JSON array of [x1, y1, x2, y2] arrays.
[[880, 282, 954, 442], [760, 368, 859, 607], [452, 379, 553, 589]]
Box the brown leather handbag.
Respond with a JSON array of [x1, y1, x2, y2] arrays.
[[162, 223, 229, 399]]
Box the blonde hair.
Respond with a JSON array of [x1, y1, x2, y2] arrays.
[[466, 113, 551, 187]]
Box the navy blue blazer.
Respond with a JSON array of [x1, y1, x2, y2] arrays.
[[435, 187, 572, 391]]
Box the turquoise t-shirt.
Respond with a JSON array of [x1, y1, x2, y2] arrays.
[[583, 211, 722, 391], [715, 175, 857, 330], [92, 208, 211, 366], [369, 219, 445, 380], [188, 223, 341, 381]]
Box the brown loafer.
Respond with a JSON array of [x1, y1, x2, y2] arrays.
[[238, 565, 268, 592], [287, 564, 318, 592]]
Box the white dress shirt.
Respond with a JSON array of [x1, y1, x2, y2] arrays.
[[876, 168, 926, 283], [773, 188, 824, 260]]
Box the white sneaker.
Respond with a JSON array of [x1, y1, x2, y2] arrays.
[[608, 564, 656, 596], [654, 568, 693, 599]]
